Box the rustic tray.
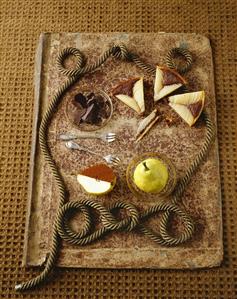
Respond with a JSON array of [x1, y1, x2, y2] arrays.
[[24, 32, 223, 269]]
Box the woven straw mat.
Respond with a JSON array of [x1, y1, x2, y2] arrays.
[[0, 0, 236, 298]]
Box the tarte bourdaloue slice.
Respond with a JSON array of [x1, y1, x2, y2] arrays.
[[168, 91, 205, 126], [154, 66, 187, 102], [135, 109, 161, 142], [112, 77, 145, 114]]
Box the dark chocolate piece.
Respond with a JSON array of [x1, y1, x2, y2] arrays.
[[87, 92, 95, 100], [81, 104, 95, 122], [82, 104, 101, 124], [72, 108, 87, 125], [74, 93, 88, 108]]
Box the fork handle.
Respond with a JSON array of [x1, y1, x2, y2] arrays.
[[74, 133, 101, 140], [75, 145, 102, 158], [59, 132, 100, 141]]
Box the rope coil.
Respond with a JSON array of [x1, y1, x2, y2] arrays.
[[15, 44, 215, 291], [165, 47, 193, 73]]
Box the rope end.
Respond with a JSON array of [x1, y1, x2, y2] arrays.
[[15, 284, 22, 291]]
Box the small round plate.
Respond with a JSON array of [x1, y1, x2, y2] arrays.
[[126, 152, 177, 199], [65, 89, 113, 132]]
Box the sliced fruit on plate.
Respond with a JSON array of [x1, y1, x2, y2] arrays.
[[112, 77, 145, 114], [77, 164, 116, 195], [168, 91, 205, 126], [154, 66, 187, 102], [135, 108, 161, 142]]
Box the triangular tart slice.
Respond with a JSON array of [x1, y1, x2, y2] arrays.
[[168, 91, 205, 126], [154, 66, 187, 102], [112, 77, 145, 114]]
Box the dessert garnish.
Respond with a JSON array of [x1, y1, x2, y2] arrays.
[[135, 109, 161, 142], [69, 92, 111, 126], [154, 66, 186, 102], [133, 158, 168, 193], [77, 164, 116, 195], [168, 91, 205, 126], [112, 77, 145, 114]]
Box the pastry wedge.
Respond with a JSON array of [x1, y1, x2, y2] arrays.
[[135, 109, 161, 142], [168, 91, 205, 126], [112, 77, 145, 114], [154, 66, 186, 102]]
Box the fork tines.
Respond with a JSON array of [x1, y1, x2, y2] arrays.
[[106, 154, 120, 165], [106, 132, 116, 143]]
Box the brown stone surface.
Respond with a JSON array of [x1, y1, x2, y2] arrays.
[[24, 33, 222, 269]]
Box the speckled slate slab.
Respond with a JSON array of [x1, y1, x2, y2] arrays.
[[24, 33, 223, 269]]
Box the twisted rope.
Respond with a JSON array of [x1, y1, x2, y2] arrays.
[[165, 47, 193, 73], [16, 44, 215, 291]]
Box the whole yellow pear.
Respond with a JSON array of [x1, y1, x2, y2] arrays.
[[133, 158, 168, 193]]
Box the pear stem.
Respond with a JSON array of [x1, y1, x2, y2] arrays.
[[143, 162, 150, 171]]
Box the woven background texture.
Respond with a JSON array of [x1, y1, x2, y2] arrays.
[[0, 0, 236, 298]]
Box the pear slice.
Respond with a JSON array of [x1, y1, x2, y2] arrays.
[[113, 77, 145, 114], [135, 109, 161, 142], [115, 94, 141, 114], [168, 91, 205, 126], [77, 164, 116, 195], [133, 77, 145, 113], [154, 66, 186, 102], [77, 175, 114, 195]]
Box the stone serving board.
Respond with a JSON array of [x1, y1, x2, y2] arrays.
[[23, 32, 223, 269]]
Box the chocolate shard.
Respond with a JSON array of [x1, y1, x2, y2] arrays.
[[74, 93, 88, 108], [72, 108, 87, 125], [81, 104, 94, 122], [87, 92, 95, 100], [82, 103, 101, 124], [87, 98, 96, 106], [99, 102, 110, 118]]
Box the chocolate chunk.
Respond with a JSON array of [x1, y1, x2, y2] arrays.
[[81, 104, 95, 122], [97, 96, 106, 109], [99, 102, 110, 119], [72, 108, 87, 125], [82, 104, 101, 124], [87, 92, 95, 100], [87, 98, 96, 106], [74, 93, 88, 108]]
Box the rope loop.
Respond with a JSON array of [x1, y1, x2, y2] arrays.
[[107, 201, 140, 232], [165, 47, 193, 73], [56, 200, 91, 243], [139, 201, 195, 246], [56, 47, 84, 77], [112, 43, 130, 60]]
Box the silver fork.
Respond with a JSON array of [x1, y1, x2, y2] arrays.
[[65, 141, 121, 165], [59, 132, 116, 143]]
